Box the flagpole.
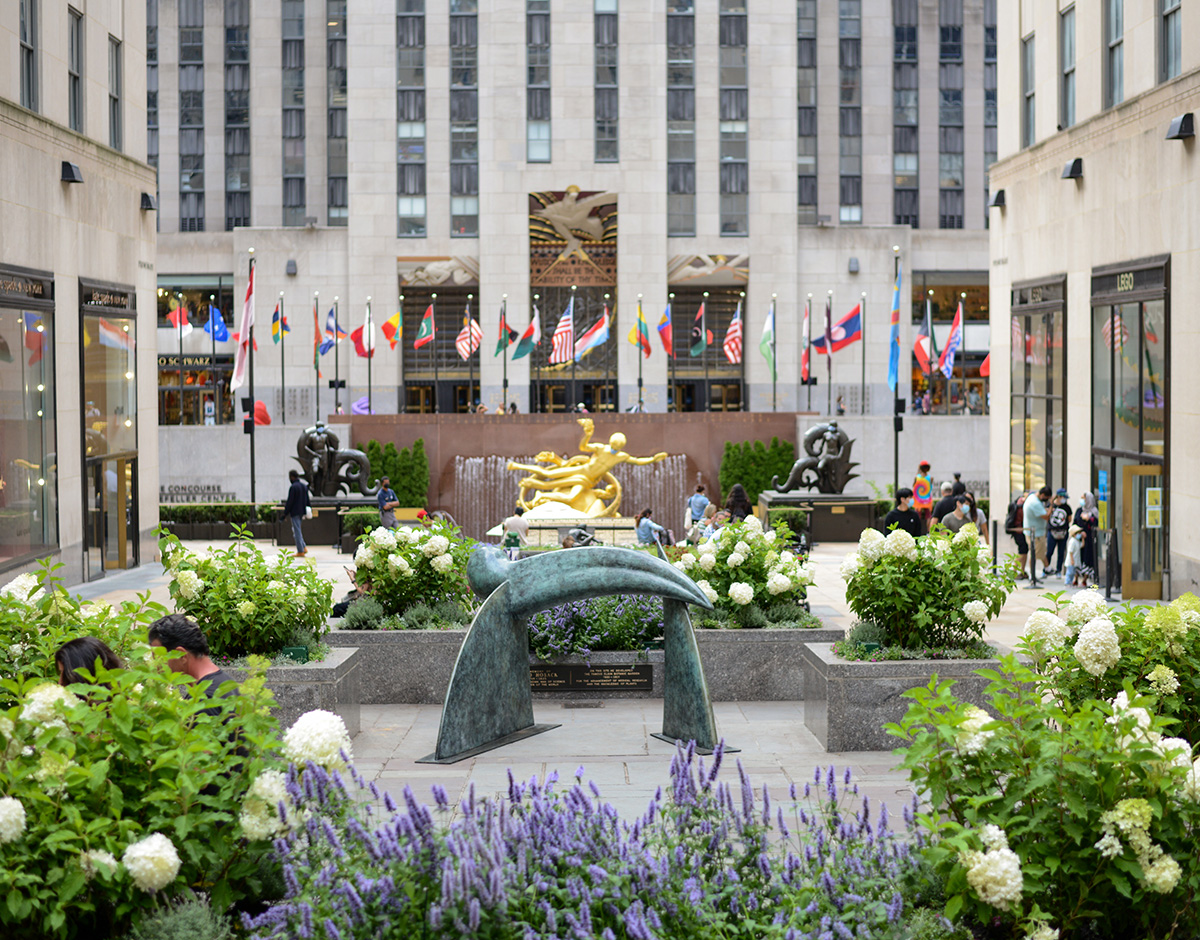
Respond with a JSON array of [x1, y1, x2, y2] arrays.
[[279, 291, 287, 424], [366, 296, 373, 415], [398, 293, 404, 412], [636, 294, 644, 411], [826, 289, 833, 415], [501, 295, 509, 411], [248, 249, 257, 503], [737, 292, 746, 409], [893, 247, 900, 496], [806, 293, 812, 410], [603, 293, 611, 411], [209, 293, 217, 424], [314, 291, 320, 423], [926, 289, 935, 415], [431, 292, 439, 414], [333, 296, 341, 414], [770, 294, 777, 412], [533, 293, 540, 413], [860, 290, 867, 415], [176, 292, 184, 426], [667, 292, 676, 411], [467, 293, 475, 411], [702, 291, 710, 411], [570, 285, 577, 411]]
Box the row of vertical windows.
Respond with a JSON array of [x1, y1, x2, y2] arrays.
[[451, 1, 479, 235], [797, 0, 816, 225], [595, 2, 618, 163], [938, 0, 963, 229], [19, 0, 37, 112], [667, 2, 695, 235], [68, 8, 83, 132], [180, 0, 204, 231], [397, 1, 426, 236], [983, 0, 996, 227], [146, 2, 158, 225], [719, 0, 748, 235], [282, 0, 306, 226], [327, 1, 348, 226], [839, 0, 861, 224], [527, 0, 550, 162], [893, 0, 917, 227], [225, 0, 250, 231]]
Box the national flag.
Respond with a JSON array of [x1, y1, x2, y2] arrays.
[[382, 310, 402, 350], [229, 331, 258, 352], [800, 298, 811, 383], [413, 304, 435, 350], [574, 306, 610, 361], [887, 262, 902, 391], [689, 303, 712, 357], [759, 299, 777, 382], [319, 309, 347, 355], [1102, 312, 1130, 350], [23, 312, 45, 365], [454, 311, 482, 360], [98, 316, 134, 351], [229, 262, 255, 391], [723, 300, 743, 364], [549, 297, 575, 365], [979, 351, 991, 377], [811, 305, 863, 355], [938, 301, 964, 379], [914, 319, 933, 373], [166, 305, 193, 339], [351, 304, 376, 358], [312, 302, 322, 376], [823, 296, 833, 359], [627, 299, 651, 358], [657, 304, 673, 356], [205, 305, 230, 342], [494, 300, 517, 356], [512, 306, 541, 360], [269, 305, 288, 344]]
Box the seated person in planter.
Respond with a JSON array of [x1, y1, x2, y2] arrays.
[[148, 613, 237, 716], [882, 487, 922, 538], [702, 510, 731, 541], [636, 508, 671, 547], [332, 567, 372, 618], [56, 637, 123, 689]]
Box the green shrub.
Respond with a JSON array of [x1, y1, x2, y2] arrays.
[[718, 436, 795, 504], [528, 594, 664, 659], [768, 507, 807, 536], [341, 509, 378, 540], [382, 443, 401, 489], [124, 894, 232, 940], [352, 521, 472, 616], [365, 439, 384, 485], [159, 527, 333, 656], [407, 438, 429, 506], [340, 596, 386, 630], [845, 621, 887, 646]]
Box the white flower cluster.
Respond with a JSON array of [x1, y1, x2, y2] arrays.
[[387, 553, 412, 577], [727, 582, 754, 606], [839, 553, 861, 582], [175, 569, 204, 601], [1, 573, 44, 604], [1022, 609, 1076, 648], [963, 600, 989, 624], [676, 554, 695, 571], [1074, 617, 1121, 676], [20, 684, 79, 730], [951, 524, 979, 548], [766, 573, 792, 596], [355, 545, 377, 569], [240, 770, 298, 841], [1182, 758, 1200, 803], [283, 709, 353, 769], [34, 750, 76, 795], [1026, 923, 1059, 940], [1064, 589, 1108, 625], [726, 552, 745, 568], [0, 797, 26, 843], [960, 825, 1023, 908], [80, 849, 119, 881], [369, 527, 398, 551], [266, 580, 285, 593], [695, 580, 719, 604], [733, 540, 751, 556], [698, 553, 717, 572], [122, 832, 181, 893], [1148, 664, 1181, 695], [236, 600, 256, 618], [1095, 799, 1180, 894], [956, 705, 996, 756], [883, 528, 918, 561], [858, 528, 885, 565], [422, 534, 451, 557], [430, 553, 455, 574]]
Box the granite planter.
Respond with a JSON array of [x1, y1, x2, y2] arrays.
[[229, 647, 361, 737], [326, 627, 845, 704], [801, 642, 1007, 752]]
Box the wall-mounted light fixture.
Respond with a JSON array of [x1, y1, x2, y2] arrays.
[[140, 192, 157, 210], [989, 189, 1006, 208], [61, 162, 84, 183], [1061, 157, 1083, 180], [1166, 113, 1195, 140], [847, 257, 859, 274]]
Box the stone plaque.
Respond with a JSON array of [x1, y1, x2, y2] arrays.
[[530, 663, 653, 692]]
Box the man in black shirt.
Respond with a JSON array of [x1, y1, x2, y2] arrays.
[[883, 488, 922, 538], [284, 469, 310, 557], [931, 481, 958, 523], [148, 613, 238, 717]]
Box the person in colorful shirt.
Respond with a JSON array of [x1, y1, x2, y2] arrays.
[[912, 460, 934, 533]]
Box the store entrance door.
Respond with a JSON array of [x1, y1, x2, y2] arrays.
[[1121, 464, 1165, 600], [85, 452, 138, 580]]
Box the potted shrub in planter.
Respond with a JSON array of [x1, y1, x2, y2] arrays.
[[802, 524, 1015, 750]]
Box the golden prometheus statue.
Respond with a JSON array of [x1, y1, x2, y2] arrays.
[[508, 418, 667, 517]]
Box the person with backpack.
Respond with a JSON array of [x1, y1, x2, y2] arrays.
[[1045, 488, 1072, 577], [1005, 491, 1029, 579]]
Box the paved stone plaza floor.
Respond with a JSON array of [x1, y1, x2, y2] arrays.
[[65, 533, 1116, 819]]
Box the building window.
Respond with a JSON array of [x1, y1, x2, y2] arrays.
[[1010, 283, 1066, 495], [893, 1, 918, 229], [983, 0, 997, 226], [1104, 0, 1123, 109], [984, 0, 996, 60], [224, 0, 250, 230], [68, 9, 83, 131], [595, 5, 618, 162], [1161, 0, 1181, 82], [108, 37, 122, 151], [179, 0, 203, 231], [1060, 7, 1075, 129], [395, 3, 426, 236], [147, 1, 158, 224], [450, 2, 477, 234], [328, 1, 348, 225], [19, 0, 37, 112], [668, 4, 695, 234], [838, 2, 860, 226], [939, 0, 962, 61], [527, 0, 550, 162], [1021, 34, 1035, 149], [282, 0, 305, 227], [719, 0, 748, 235]]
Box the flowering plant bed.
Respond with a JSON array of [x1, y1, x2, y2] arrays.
[[830, 639, 996, 662], [159, 527, 333, 656], [351, 521, 473, 615]]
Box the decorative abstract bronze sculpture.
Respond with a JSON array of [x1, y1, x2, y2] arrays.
[[419, 545, 725, 764], [295, 423, 376, 497], [507, 418, 667, 517], [772, 421, 859, 494]]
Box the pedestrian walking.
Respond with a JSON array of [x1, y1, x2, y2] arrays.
[[931, 481, 957, 525], [1005, 491, 1029, 578], [1074, 492, 1100, 587], [1064, 524, 1084, 586], [501, 506, 529, 560], [965, 492, 989, 545], [1045, 488, 1072, 576], [1022, 485, 1052, 579], [912, 460, 934, 532], [285, 469, 311, 557]]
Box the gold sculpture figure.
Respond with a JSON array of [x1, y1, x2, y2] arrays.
[[508, 418, 667, 517]]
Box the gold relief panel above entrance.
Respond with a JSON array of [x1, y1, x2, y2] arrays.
[[529, 187, 617, 288]]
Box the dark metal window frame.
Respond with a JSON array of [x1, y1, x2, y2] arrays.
[[1010, 274, 1068, 495]]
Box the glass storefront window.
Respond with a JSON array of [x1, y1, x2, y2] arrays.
[[1009, 291, 1065, 498], [1143, 299, 1166, 454], [157, 278, 236, 424], [83, 315, 138, 457], [0, 305, 58, 570]]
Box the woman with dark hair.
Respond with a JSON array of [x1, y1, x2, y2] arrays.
[[724, 484, 753, 522], [965, 492, 989, 545], [55, 637, 123, 687], [635, 508, 669, 546]]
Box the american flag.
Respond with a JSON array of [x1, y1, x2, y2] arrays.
[[454, 316, 482, 360], [549, 296, 575, 364], [1102, 312, 1130, 350], [723, 300, 743, 364]]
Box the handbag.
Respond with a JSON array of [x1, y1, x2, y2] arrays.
[[304, 504, 313, 520]]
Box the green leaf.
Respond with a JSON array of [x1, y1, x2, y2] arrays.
[[943, 893, 964, 920]]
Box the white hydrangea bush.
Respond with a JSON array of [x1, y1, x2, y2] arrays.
[[672, 516, 814, 618], [354, 519, 473, 617], [282, 709, 353, 770]]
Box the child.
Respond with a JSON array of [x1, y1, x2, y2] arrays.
[[1064, 524, 1084, 587]]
